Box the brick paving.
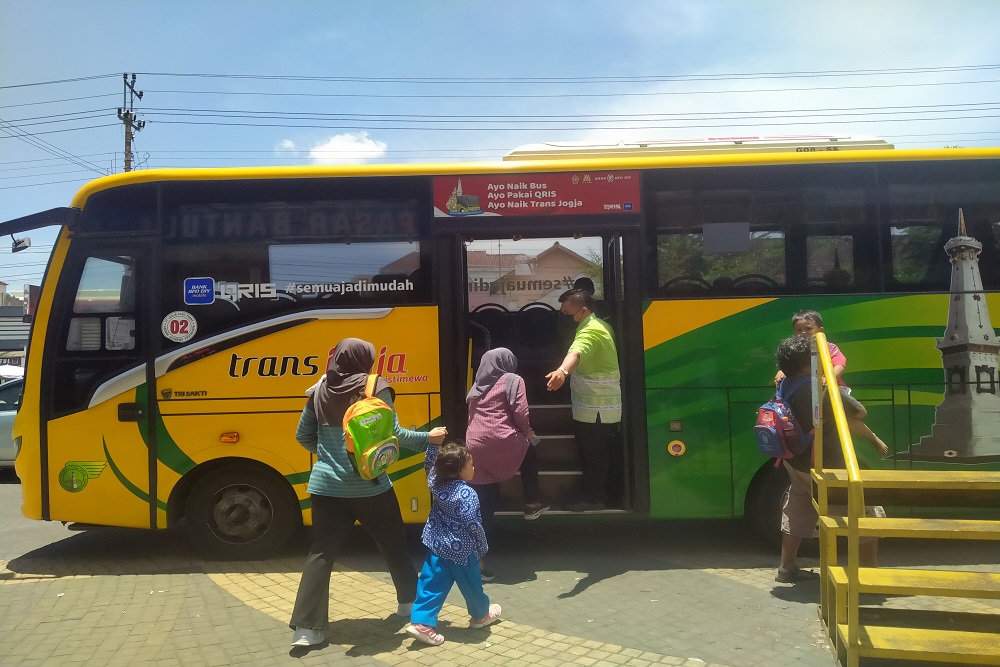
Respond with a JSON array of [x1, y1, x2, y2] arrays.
[[1, 477, 997, 666]]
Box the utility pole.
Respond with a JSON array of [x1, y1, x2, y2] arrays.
[[117, 73, 145, 172]]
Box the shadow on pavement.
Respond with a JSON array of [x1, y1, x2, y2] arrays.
[[5, 523, 310, 577], [770, 582, 822, 604], [6, 510, 999, 597]]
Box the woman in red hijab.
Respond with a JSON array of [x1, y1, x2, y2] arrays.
[[465, 347, 547, 580]]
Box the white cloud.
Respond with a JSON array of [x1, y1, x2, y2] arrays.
[[309, 132, 388, 164], [274, 133, 389, 165]]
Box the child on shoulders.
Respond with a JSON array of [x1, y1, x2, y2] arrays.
[[774, 310, 846, 387], [406, 441, 502, 646]]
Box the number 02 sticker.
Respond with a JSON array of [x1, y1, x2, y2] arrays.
[[161, 310, 198, 343]]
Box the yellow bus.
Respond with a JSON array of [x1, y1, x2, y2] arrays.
[[4, 136, 999, 558]]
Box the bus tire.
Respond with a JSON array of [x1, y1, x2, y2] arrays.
[[184, 465, 301, 560], [746, 462, 789, 548]]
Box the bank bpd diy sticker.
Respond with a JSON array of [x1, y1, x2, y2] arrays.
[[161, 311, 197, 343]]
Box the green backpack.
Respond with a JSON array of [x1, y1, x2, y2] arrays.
[[342, 375, 399, 480]]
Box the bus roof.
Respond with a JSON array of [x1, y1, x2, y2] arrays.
[[3, 144, 999, 237], [503, 135, 894, 160]]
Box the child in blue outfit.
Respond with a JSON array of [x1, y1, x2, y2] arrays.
[[406, 441, 502, 646]]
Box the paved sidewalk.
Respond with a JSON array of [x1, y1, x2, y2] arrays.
[[2, 483, 998, 667]]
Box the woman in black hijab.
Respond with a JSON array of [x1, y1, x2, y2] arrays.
[[289, 338, 448, 648]]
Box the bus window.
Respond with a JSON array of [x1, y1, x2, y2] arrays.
[[72, 256, 135, 313], [655, 223, 786, 295], [888, 223, 950, 288], [466, 237, 602, 311], [159, 198, 429, 346], [269, 242, 419, 302], [882, 163, 1000, 291], [806, 235, 855, 291], [66, 256, 137, 352], [651, 164, 875, 296], [50, 249, 144, 416]]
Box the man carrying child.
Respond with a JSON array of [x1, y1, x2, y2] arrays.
[[773, 335, 887, 583]]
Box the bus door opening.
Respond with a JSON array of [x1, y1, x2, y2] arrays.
[[462, 234, 628, 514]]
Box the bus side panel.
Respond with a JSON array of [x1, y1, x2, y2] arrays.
[[47, 388, 151, 528], [645, 386, 734, 518], [644, 294, 1000, 520], [643, 300, 772, 518], [386, 392, 437, 523], [155, 306, 440, 526], [151, 409, 310, 528]]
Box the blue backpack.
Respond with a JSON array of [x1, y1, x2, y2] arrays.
[[754, 376, 813, 461]]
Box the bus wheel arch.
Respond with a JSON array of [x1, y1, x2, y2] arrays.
[[173, 459, 302, 560], [744, 460, 790, 547]]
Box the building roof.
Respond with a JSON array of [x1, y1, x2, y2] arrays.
[[467, 251, 532, 269]]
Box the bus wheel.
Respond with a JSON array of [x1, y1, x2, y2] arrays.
[[184, 466, 300, 560], [746, 462, 790, 548]]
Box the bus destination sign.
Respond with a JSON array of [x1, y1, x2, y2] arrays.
[[433, 171, 641, 217]]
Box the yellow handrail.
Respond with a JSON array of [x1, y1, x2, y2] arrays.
[[812, 332, 865, 667]]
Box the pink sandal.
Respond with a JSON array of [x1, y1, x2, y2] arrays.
[[469, 603, 502, 629], [406, 623, 444, 646]]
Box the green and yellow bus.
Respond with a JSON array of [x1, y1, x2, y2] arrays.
[[4, 136, 999, 558]]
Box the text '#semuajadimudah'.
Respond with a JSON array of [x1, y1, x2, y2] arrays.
[[283, 279, 414, 295], [468, 276, 575, 293]]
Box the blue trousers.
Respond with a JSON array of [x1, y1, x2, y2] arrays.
[[411, 552, 490, 627]]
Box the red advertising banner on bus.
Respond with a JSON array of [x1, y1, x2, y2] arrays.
[[433, 171, 641, 217]]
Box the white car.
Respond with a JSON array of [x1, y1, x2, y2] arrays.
[[0, 379, 22, 468]]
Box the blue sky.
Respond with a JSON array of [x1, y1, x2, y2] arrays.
[[2, 0, 999, 294]]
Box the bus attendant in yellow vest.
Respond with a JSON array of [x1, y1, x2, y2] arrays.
[[545, 289, 622, 512], [289, 338, 447, 648]]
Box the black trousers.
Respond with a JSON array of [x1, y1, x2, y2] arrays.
[[574, 417, 617, 504], [470, 446, 540, 544], [289, 490, 417, 631]]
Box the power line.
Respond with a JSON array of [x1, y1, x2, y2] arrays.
[[121, 101, 999, 121], [139, 113, 1000, 133], [0, 123, 120, 137], [0, 119, 109, 174], [0, 93, 118, 110], [1, 169, 96, 180], [0, 74, 120, 90], [3, 65, 997, 92], [130, 106, 1000, 127], [4, 131, 991, 164], [3, 108, 112, 124], [133, 64, 1000, 84], [144, 77, 1000, 100], [4, 102, 994, 131], [0, 176, 93, 190], [0, 153, 116, 166], [4, 113, 111, 128]]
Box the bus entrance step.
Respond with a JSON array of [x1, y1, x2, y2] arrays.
[[528, 403, 573, 431], [499, 471, 582, 507]]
